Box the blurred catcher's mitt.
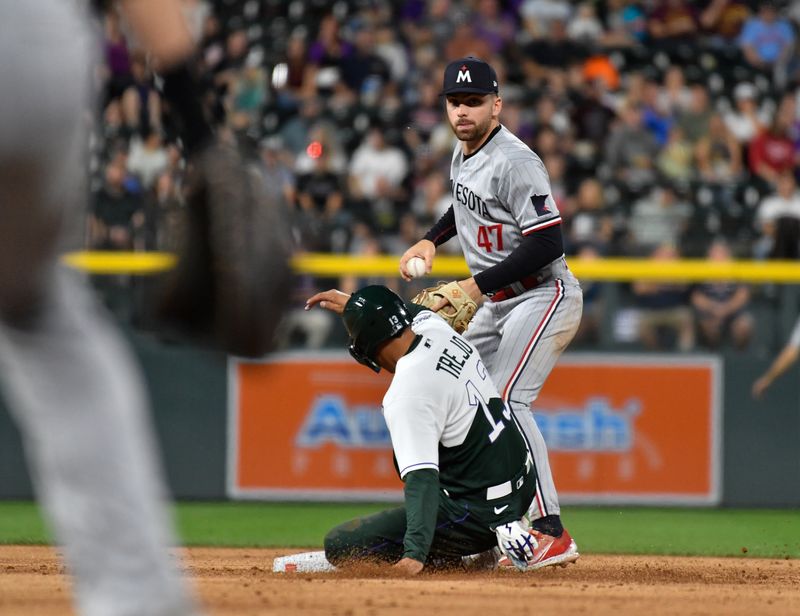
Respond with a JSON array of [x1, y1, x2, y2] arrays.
[[156, 141, 292, 358], [411, 281, 477, 334]]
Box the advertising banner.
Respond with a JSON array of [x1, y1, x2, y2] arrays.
[[533, 355, 722, 504], [229, 353, 402, 500], [229, 353, 721, 504]]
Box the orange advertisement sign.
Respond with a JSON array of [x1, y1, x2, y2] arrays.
[[535, 355, 722, 505], [229, 354, 403, 500], [229, 353, 721, 504]]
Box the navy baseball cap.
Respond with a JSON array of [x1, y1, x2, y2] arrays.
[[441, 57, 499, 96]]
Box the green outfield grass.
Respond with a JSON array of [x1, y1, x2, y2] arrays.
[[1, 501, 798, 559]]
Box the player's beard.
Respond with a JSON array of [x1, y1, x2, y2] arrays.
[[452, 115, 494, 143]]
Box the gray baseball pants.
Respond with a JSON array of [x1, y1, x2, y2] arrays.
[[466, 271, 583, 520], [0, 2, 197, 615]]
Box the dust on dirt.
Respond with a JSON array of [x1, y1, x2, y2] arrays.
[[0, 546, 797, 615]]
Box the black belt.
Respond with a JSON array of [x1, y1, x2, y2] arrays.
[[485, 452, 533, 501], [487, 273, 549, 303]]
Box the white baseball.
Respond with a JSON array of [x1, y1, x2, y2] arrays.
[[406, 256, 427, 279]]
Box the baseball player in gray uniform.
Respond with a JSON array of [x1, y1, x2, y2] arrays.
[[310, 285, 547, 573], [399, 57, 582, 567], [0, 2, 202, 614]]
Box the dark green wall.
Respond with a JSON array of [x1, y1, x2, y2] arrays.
[[723, 356, 800, 507], [2, 343, 799, 505], [0, 330, 229, 500], [133, 332, 229, 499], [0, 396, 30, 496]]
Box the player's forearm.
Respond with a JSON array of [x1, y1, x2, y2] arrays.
[[119, 0, 211, 153], [423, 206, 457, 246], [765, 346, 800, 382], [473, 224, 563, 294], [402, 469, 440, 563], [119, 0, 195, 68]]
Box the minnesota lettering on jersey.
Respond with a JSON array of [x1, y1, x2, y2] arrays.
[[452, 180, 490, 218], [435, 334, 474, 378]]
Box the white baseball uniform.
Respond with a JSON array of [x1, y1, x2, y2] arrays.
[[385, 310, 534, 500], [324, 307, 537, 568]]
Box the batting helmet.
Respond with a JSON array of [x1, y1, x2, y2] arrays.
[[342, 285, 413, 373]]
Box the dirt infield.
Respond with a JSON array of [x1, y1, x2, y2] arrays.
[[0, 546, 798, 615]]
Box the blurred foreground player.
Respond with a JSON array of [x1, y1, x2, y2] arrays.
[[308, 286, 573, 573], [0, 1, 289, 615]]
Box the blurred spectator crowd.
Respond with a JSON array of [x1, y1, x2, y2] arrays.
[[88, 0, 800, 353]]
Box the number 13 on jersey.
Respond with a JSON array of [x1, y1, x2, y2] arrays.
[[466, 379, 512, 443], [477, 224, 503, 253]]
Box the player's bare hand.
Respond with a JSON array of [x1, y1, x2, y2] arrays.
[[305, 289, 351, 314], [393, 557, 424, 575], [752, 376, 771, 400], [399, 240, 436, 282]]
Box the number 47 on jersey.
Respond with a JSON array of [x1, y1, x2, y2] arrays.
[[477, 224, 503, 253]]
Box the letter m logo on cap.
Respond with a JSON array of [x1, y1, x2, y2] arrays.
[[456, 65, 472, 83]]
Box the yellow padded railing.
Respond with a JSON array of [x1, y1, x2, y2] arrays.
[[62, 251, 800, 283], [62, 251, 177, 275]]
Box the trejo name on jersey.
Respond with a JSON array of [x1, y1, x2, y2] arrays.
[[435, 334, 474, 379]]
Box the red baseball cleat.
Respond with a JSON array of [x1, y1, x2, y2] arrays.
[[498, 528, 579, 571]]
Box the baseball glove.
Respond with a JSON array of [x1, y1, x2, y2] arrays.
[[155, 140, 293, 358], [411, 281, 477, 334]]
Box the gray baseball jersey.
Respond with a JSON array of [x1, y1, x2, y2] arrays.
[[450, 125, 561, 274], [0, 2, 197, 615], [444, 125, 582, 521]]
